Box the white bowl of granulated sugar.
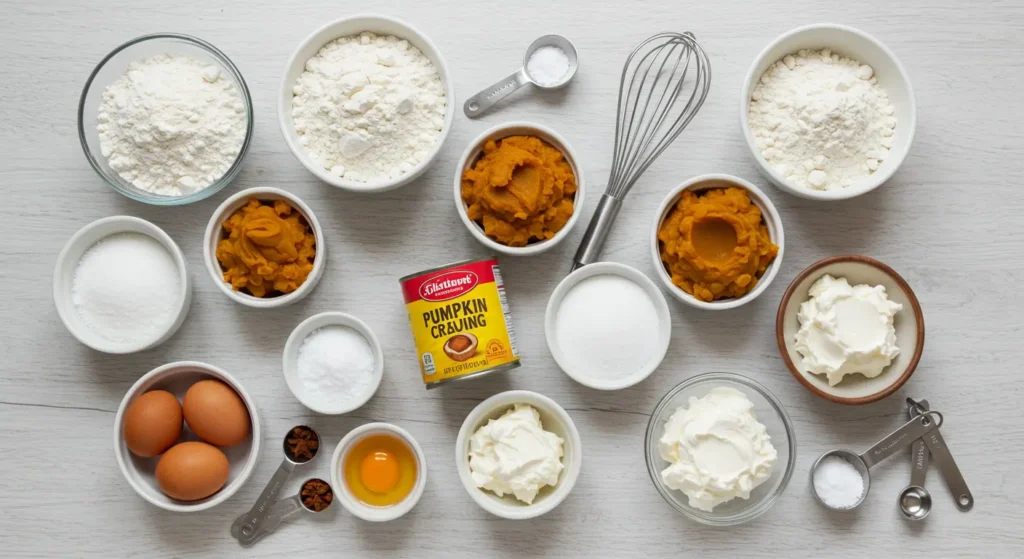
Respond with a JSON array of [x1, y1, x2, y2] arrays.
[[279, 15, 455, 193], [282, 312, 385, 414], [740, 23, 916, 201], [53, 216, 192, 354]]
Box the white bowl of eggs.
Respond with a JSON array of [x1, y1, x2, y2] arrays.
[[114, 361, 261, 512]]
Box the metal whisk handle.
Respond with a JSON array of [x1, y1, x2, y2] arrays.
[[570, 193, 623, 272]]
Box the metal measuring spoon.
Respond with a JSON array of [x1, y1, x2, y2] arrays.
[[463, 35, 578, 118], [236, 478, 334, 548], [231, 425, 320, 544], [811, 411, 943, 511], [911, 398, 974, 511], [899, 399, 932, 520]]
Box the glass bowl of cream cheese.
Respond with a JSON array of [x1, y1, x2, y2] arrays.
[[644, 372, 795, 525]]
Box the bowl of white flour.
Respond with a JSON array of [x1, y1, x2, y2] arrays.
[[740, 24, 916, 201], [279, 15, 455, 193], [78, 33, 253, 205]]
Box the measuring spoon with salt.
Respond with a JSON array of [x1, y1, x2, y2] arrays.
[[236, 478, 334, 547], [811, 411, 942, 511], [231, 425, 320, 544], [899, 398, 932, 520], [463, 35, 578, 118]]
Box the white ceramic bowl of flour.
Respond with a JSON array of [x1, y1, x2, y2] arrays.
[[740, 24, 916, 201], [53, 216, 192, 354], [279, 15, 455, 193], [545, 262, 672, 390], [282, 312, 385, 415]]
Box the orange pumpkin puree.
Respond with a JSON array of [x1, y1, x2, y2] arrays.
[[461, 136, 577, 247], [657, 187, 778, 302], [216, 199, 316, 297]]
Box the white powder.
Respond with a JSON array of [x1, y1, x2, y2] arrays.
[[72, 233, 182, 344], [527, 46, 570, 86], [97, 54, 247, 196], [291, 32, 447, 183], [748, 48, 896, 191], [554, 275, 662, 381], [296, 326, 377, 410], [813, 455, 865, 509]]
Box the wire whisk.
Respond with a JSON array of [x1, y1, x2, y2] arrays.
[[571, 32, 711, 271]]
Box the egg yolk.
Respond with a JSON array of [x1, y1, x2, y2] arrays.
[[360, 450, 400, 494]]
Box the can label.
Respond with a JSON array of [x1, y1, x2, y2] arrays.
[[400, 259, 520, 386]]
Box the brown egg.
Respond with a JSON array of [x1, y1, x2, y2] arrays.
[[182, 379, 250, 447], [123, 390, 183, 458], [155, 441, 230, 501]]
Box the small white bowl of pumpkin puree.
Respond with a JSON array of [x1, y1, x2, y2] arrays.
[[651, 174, 785, 310], [454, 121, 586, 256]]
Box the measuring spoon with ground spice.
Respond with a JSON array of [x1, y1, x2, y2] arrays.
[[234, 478, 334, 547], [231, 426, 320, 544]]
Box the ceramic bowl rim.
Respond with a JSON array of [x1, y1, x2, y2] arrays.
[[329, 422, 427, 522], [454, 120, 586, 255], [203, 187, 326, 308], [277, 14, 455, 193], [775, 254, 925, 405], [454, 390, 583, 519], [53, 215, 191, 354], [650, 173, 785, 310], [544, 261, 671, 390], [282, 311, 385, 414], [112, 360, 262, 512], [738, 23, 917, 201]]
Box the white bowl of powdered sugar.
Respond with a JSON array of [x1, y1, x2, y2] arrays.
[[53, 216, 192, 354], [279, 15, 455, 193], [740, 24, 916, 201]]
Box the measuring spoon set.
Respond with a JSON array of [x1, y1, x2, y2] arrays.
[[811, 398, 973, 519]]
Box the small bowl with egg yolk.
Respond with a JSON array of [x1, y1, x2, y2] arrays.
[[651, 173, 785, 310], [330, 422, 426, 522]]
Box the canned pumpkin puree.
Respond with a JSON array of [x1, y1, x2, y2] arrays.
[[400, 258, 520, 388]]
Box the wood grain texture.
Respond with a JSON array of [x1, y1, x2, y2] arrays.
[[1, 0, 1023, 556]]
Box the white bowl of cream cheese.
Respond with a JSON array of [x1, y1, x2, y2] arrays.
[[644, 373, 796, 526], [776, 255, 925, 405], [456, 390, 582, 519]]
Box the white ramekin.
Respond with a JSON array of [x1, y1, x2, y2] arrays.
[[740, 23, 916, 201], [454, 121, 586, 256], [282, 312, 385, 414], [651, 174, 785, 310], [53, 216, 192, 354], [330, 422, 427, 522], [113, 361, 262, 512], [455, 390, 582, 519], [545, 262, 671, 390], [204, 187, 326, 308], [278, 14, 455, 193]]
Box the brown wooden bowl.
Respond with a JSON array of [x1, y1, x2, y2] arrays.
[[775, 255, 925, 405]]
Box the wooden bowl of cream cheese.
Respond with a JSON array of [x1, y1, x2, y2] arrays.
[[776, 255, 925, 405]]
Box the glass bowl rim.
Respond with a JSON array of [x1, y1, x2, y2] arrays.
[[76, 32, 254, 206], [644, 371, 797, 526]]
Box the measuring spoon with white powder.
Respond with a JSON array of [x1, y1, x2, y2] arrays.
[[464, 35, 578, 118], [811, 411, 942, 511]]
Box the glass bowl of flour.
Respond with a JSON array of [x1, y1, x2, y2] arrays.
[[644, 372, 796, 526], [78, 33, 253, 205]]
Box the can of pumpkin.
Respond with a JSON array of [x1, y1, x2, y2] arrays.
[[399, 258, 521, 388]]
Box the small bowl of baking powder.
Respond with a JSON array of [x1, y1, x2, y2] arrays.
[[78, 33, 253, 205], [279, 15, 455, 193], [282, 312, 385, 415], [740, 24, 916, 200]]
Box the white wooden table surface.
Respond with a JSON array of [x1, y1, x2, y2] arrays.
[[2, 0, 1022, 557]]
